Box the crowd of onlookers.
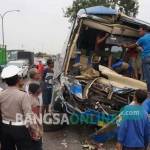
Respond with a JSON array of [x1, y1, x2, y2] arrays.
[[0, 59, 54, 150], [25, 59, 54, 115]]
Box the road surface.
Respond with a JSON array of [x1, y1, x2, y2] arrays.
[[43, 126, 116, 150]]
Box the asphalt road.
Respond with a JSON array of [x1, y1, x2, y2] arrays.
[[43, 127, 83, 150], [42, 126, 116, 150]]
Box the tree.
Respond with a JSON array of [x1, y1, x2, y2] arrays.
[[64, 0, 139, 22], [119, 0, 139, 17]]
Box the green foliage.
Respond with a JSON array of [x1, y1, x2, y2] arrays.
[[64, 0, 139, 22], [119, 0, 139, 17]]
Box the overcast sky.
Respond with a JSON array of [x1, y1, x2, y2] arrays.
[[0, 0, 149, 54]]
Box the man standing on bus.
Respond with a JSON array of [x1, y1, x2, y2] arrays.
[[122, 25, 150, 97]]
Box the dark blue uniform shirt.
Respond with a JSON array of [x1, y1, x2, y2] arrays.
[[118, 105, 149, 148]]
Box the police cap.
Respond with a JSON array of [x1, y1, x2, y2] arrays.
[[1, 65, 21, 79]]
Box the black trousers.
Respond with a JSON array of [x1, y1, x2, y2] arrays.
[[123, 147, 145, 150], [32, 138, 43, 150], [1, 123, 33, 150]]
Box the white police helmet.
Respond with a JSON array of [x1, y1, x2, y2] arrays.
[[1, 65, 21, 79]]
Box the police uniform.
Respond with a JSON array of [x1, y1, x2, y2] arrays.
[[30, 95, 43, 150], [0, 65, 33, 150]]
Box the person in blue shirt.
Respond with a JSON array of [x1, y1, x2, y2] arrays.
[[143, 98, 150, 114], [42, 59, 54, 115], [122, 25, 150, 97], [116, 90, 149, 150]]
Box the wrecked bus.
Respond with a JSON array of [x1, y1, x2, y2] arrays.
[[52, 6, 150, 124]]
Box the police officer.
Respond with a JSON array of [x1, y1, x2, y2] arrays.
[[0, 65, 33, 150]]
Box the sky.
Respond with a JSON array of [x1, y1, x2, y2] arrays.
[[0, 0, 150, 54]]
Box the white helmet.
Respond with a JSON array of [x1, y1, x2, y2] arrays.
[[1, 65, 21, 79]]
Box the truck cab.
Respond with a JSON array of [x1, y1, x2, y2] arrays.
[[52, 6, 150, 117]]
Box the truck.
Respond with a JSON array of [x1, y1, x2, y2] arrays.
[[7, 50, 34, 66], [51, 6, 150, 129]]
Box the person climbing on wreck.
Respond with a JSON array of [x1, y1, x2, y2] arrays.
[[93, 32, 112, 69], [122, 25, 150, 97], [125, 47, 142, 79]]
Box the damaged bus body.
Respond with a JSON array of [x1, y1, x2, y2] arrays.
[[52, 6, 150, 124]]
